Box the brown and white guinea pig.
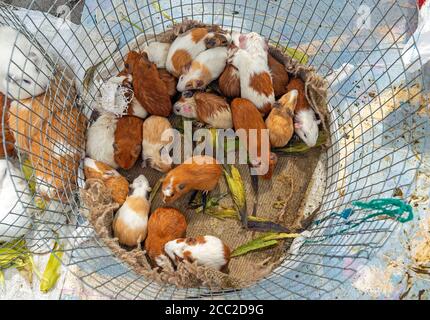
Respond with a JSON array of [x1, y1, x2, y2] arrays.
[[144, 207, 187, 268], [141, 115, 173, 173], [218, 63, 240, 98], [30, 104, 87, 201], [161, 155, 222, 204], [265, 90, 298, 148], [166, 27, 231, 77], [143, 41, 171, 68], [176, 47, 228, 92], [173, 91, 232, 129], [268, 54, 289, 97], [228, 32, 275, 115], [230, 98, 277, 179], [112, 175, 151, 247], [0, 93, 15, 157], [83, 158, 129, 205], [124, 51, 172, 117], [114, 116, 143, 170], [286, 77, 321, 147], [86, 114, 143, 170], [164, 235, 231, 272]]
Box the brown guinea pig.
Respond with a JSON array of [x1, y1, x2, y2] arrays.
[[144, 207, 187, 268], [113, 116, 143, 170], [158, 68, 177, 98], [218, 64, 241, 98]]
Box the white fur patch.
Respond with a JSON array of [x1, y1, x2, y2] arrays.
[[295, 109, 319, 147]]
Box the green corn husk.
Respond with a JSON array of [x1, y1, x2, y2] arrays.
[[273, 131, 328, 154], [40, 241, 63, 293], [224, 165, 246, 210], [203, 207, 272, 223], [284, 47, 309, 64], [0, 239, 34, 284], [231, 232, 300, 257]]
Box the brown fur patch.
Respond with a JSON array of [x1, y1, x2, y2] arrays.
[[158, 68, 177, 98], [191, 28, 209, 43], [286, 77, 310, 113], [182, 250, 195, 263], [114, 116, 143, 170], [219, 64, 241, 98], [144, 207, 187, 262], [171, 49, 192, 76], [249, 72, 274, 97], [193, 92, 230, 123], [268, 54, 289, 97], [127, 196, 150, 217]]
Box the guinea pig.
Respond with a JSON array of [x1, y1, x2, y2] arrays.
[[141, 115, 173, 173], [0, 93, 15, 157], [29, 103, 87, 201], [265, 90, 298, 147], [113, 175, 151, 247], [176, 47, 228, 92], [144, 207, 187, 268], [86, 113, 118, 169], [173, 91, 232, 129], [83, 157, 129, 205], [228, 32, 275, 115], [157, 68, 177, 98], [164, 235, 231, 272], [166, 27, 231, 77], [124, 51, 172, 117], [286, 77, 321, 147], [113, 116, 143, 170], [143, 41, 171, 68], [230, 98, 277, 179], [0, 26, 52, 99], [268, 53, 289, 97], [161, 155, 222, 204], [218, 63, 240, 98]]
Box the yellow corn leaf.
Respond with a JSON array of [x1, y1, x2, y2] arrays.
[[224, 165, 246, 210], [40, 242, 63, 293]]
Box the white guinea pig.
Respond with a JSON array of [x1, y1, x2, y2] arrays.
[[164, 235, 231, 272], [0, 26, 52, 99], [0, 159, 32, 242]]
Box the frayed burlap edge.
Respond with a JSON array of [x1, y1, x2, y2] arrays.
[[80, 179, 248, 289]]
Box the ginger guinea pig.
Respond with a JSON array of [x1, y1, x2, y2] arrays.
[[144, 207, 187, 268], [165, 235, 231, 272], [161, 155, 222, 204], [114, 116, 143, 170], [173, 91, 232, 129], [124, 51, 172, 117], [218, 63, 240, 98], [142, 115, 173, 173], [265, 90, 298, 148]]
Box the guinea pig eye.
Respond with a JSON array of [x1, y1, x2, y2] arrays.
[[183, 91, 193, 98], [113, 143, 119, 151], [177, 183, 185, 190], [22, 79, 31, 85]]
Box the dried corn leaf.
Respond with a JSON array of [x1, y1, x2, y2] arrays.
[[274, 131, 328, 154], [40, 241, 63, 293]]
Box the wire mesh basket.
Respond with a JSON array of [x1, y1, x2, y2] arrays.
[[0, 0, 428, 299]]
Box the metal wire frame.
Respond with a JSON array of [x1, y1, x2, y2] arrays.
[[0, 0, 427, 299]]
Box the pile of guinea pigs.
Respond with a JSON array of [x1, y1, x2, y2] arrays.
[[84, 27, 323, 273]]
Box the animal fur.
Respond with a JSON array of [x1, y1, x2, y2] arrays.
[[218, 64, 240, 98], [173, 91, 232, 129], [158, 68, 177, 98], [124, 51, 172, 117], [162, 155, 222, 203], [143, 41, 171, 68], [0, 93, 15, 157], [83, 157, 129, 205], [114, 116, 143, 170], [142, 115, 173, 173], [144, 207, 187, 267], [268, 53, 289, 97]]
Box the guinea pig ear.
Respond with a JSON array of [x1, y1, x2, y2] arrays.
[[294, 122, 303, 129]]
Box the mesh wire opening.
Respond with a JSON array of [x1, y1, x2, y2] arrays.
[[0, 0, 428, 299]]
